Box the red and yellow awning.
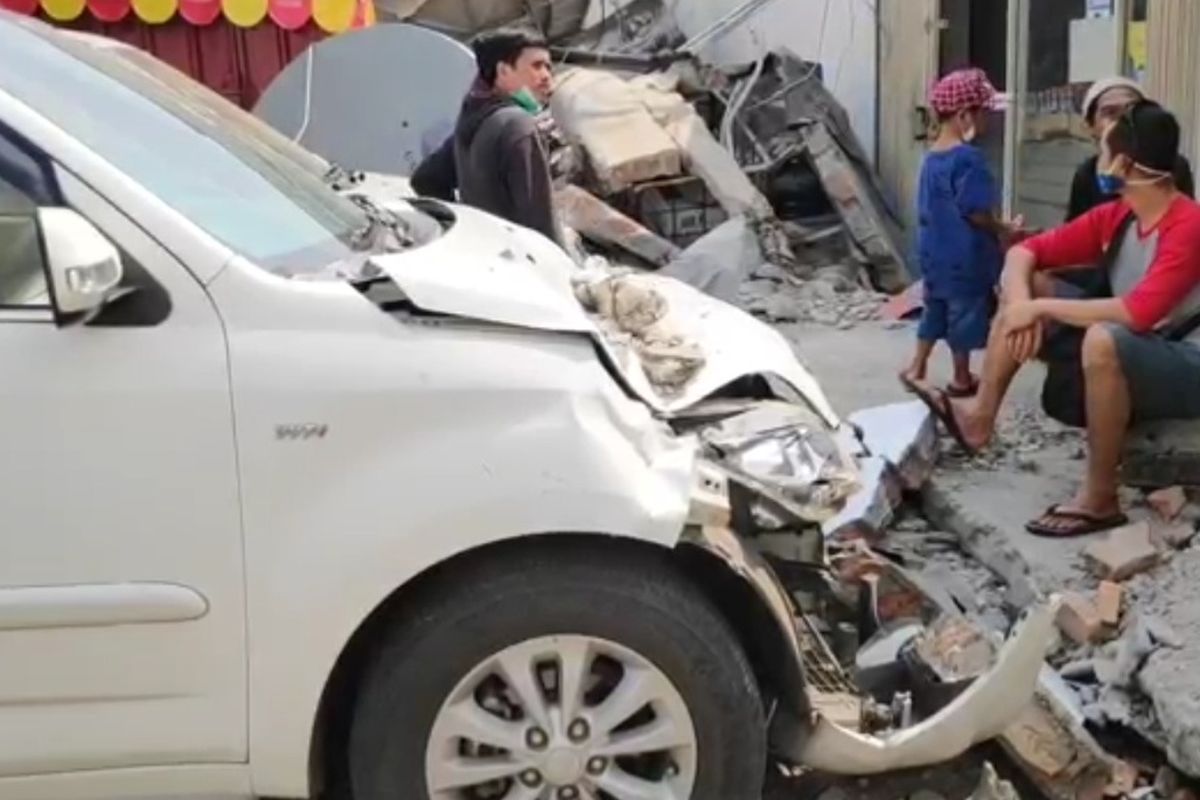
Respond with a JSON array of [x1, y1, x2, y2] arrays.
[[2, 0, 373, 31]]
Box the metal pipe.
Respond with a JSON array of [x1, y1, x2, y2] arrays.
[[1002, 0, 1027, 219], [681, 0, 781, 54]]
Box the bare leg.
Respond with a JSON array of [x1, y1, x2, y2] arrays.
[[1029, 325, 1127, 534], [1076, 325, 1127, 513], [942, 316, 1024, 449], [949, 351, 975, 391], [946, 274, 1059, 448], [902, 340, 936, 384]]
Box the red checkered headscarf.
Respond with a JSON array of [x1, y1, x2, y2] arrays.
[[930, 68, 1001, 116]]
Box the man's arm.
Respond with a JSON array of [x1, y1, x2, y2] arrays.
[[1027, 297, 1133, 328], [503, 131, 561, 246], [411, 136, 457, 202], [1000, 244, 1039, 304]]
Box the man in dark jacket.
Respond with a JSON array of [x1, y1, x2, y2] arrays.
[[411, 29, 561, 245], [1067, 77, 1194, 221]]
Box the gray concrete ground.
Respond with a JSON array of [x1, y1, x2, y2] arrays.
[[779, 316, 1200, 779]]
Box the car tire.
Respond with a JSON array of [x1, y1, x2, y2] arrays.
[[347, 541, 766, 800]]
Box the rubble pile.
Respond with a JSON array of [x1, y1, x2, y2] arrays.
[[538, 19, 913, 333], [739, 269, 887, 329]]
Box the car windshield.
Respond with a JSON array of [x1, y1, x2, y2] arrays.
[[0, 16, 372, 273]]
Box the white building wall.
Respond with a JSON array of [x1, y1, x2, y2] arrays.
[[671, 0, 879, 162]]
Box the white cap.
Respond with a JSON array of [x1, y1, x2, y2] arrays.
[[1081, 77, 1145, 122]]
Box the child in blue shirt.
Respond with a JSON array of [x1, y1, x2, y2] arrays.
[[901, 69, 1022, 397]]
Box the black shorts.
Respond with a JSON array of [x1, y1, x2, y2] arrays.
[[1041, 276, 1200, 427]]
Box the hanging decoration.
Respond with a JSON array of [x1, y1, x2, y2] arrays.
[[132, 0, 175, 23], [5, 0, 370, 30], [41, 0, 84, 20], [177, 0, 218, 23], [0, 0, 40, 14], [267, 0, 309, 29], [87, 0, 131, 21]]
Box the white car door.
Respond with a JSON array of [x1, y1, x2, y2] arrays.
[[0, 135, 247, 778]]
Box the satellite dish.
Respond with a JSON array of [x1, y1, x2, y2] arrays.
[[254, 22, 475, 176]]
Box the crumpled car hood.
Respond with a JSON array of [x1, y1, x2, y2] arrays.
[[369, 204, 840, 424]]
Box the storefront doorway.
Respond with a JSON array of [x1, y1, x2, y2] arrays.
[[878, 0, 1144, 235]]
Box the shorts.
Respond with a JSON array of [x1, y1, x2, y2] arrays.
[[1041, 278, 1200, 426], [917, 294, 996, 353]]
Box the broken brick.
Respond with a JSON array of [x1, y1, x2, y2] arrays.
[[1057, 592, 1104, 645], [1083, 521, 1161, 581], [1147, 486, 1187, 520], [1002, 705, 1077, 778], [1096, 582, 1123, 627]]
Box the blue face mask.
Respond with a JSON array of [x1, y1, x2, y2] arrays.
[[1096, 172, 1125, 196]]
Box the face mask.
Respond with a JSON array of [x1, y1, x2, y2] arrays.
[[510, 87, 542, 114], [1096, 171, 1125, 195], [1097, 160, 1170, 195]]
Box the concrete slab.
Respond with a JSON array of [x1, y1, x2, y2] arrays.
[[921, 448, 1093, 608], [1124, 420, 1200, 488], [849, 401, 937, 491]]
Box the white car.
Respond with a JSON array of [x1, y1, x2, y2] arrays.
[[0, 13, 1056, 800]]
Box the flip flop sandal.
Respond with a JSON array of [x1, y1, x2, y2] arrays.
[[1025, 504, 1129, 538], [945, 376, 980, 399], [903, 377, 978, 455]]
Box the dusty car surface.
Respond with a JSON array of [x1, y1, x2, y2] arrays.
[[0, 12, 1054, 800]]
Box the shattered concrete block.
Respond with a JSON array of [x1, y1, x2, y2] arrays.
[[555, 185, 681, 266], [1082, 521, 1161, 581], [1096, 582, 1123, 628], [1148, 486, 1188, 521], [550, 68, 682, 193], [629, 72, 773, 218], [822, 456, 901, 541], [1057, 592, 1104, 646], [1151, 519, 1197, 550], [849, 401, 938, 492]]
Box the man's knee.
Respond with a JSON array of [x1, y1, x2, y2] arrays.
[[1082, 323, 1122, 372]]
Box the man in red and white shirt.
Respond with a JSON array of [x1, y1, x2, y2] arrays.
[[909, 100, 1200, 538]]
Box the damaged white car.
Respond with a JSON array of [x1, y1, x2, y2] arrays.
[[0, 14, 1056, 800]]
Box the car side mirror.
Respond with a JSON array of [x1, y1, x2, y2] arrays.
[[37, 207, 123, 319]]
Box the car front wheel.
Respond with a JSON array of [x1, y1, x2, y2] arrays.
[[347, 542, 767, 800]]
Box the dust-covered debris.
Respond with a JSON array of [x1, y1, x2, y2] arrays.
[[739, 272, 886, 328], [1123, 549, 1200, 777], [573, 270, 706, 394]]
